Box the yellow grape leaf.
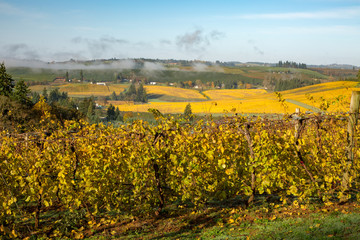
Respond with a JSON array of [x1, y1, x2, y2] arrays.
[[225, 168, 234, 175]]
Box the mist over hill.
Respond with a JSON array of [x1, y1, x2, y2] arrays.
[[2, 58, 359, 70]]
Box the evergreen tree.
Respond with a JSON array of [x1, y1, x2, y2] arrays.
[[42, 88, 48, 101], [110, 91, 118, 100], [115, 107, 123, 121], [48, 88, 68, 105], [0, 62, 14, 97], [13, 80, 32, 106], [118, 83, 148, 103], [48, 88, 60, 104], [80, 70, 84, 81], [86, 100, 96, 119], [31, 92, 40, 104], [184, 103, 193, 121], [127, 83, 137, 97], [106, 104, 116, 121], [136, 83, 147, 102]]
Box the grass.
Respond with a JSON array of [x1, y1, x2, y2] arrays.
[[38, 201, 360, 240]]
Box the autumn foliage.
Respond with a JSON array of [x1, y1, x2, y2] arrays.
[[0, 112, 359, 238]]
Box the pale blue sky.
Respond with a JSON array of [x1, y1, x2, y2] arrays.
[[1, 0, 360, 65]]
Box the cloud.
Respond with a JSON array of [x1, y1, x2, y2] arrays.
[[209, 30, 225, 40], [248, 40, 264, 56], [237, 6, 360, 20], [192, 62, 209, 72], [176, 29, 207, 51], [2, 43, 40, 60], [159, 39, 172, 45], [72, 36, 128, 58], [253, 46, 264, 55], [143, 62, 165, 71], [176, 29, 224, 52], [1, 58, 136, 70]]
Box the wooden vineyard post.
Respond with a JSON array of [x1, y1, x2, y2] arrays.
[[341, 91, 360, 203]]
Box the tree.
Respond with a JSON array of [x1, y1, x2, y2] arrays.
[[0, 62, 14, 97], [135, 83, 147, 103], [110, 91, 118, 100], [115, 107, 123, 121], [80, 70, 84, 81], [127, 83, 137, 96], [31, 92, 40, 104], [118, 83, 148, 103], [13, 80, 32, 106], [106, 104, 116, 121], [42, 88, 48, 101], [48, 88, 68, 105], [184, 103, 193, 121]]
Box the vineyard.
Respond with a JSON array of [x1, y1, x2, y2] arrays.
[[1, 101, 360, 238]]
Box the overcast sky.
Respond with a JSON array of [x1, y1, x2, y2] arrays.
[[1, 0, 360, 65]]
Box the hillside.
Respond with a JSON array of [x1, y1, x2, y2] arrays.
[[113, 81, 359, 114], [28, 81, 359, 114]]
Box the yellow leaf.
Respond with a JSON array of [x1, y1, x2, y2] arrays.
[[11, 229, 17, 238], [225, 168, 234, 175]]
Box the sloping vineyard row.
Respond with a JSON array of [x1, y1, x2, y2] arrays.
[[0, 113, 359, 235]]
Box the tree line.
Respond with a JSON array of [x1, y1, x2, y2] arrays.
[[276, 61, 307, 69], [108, 83, 148, 103], [0, 63, 128, 131], [274, 78, 321, 91]]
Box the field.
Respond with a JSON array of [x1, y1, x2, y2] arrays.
[[203, 89, 267, 100], [280, 81, 359, 112], [113, 81, 359, 114], [29, 80, 360, 114], [146, 85, 207, 101], [30, 83, 127, 97], [10, 62, 357, 115]]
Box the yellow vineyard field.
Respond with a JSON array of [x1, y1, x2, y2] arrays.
[[30, 81, 359, 114], [115, 99, 306, 114], [281, 81, 359, 112], [61, 84, 126, 96], [145, 85, 207, 100], [30, 83, 127, 97], [203, 89, 267, 100], [116, 81, 359, 114]]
